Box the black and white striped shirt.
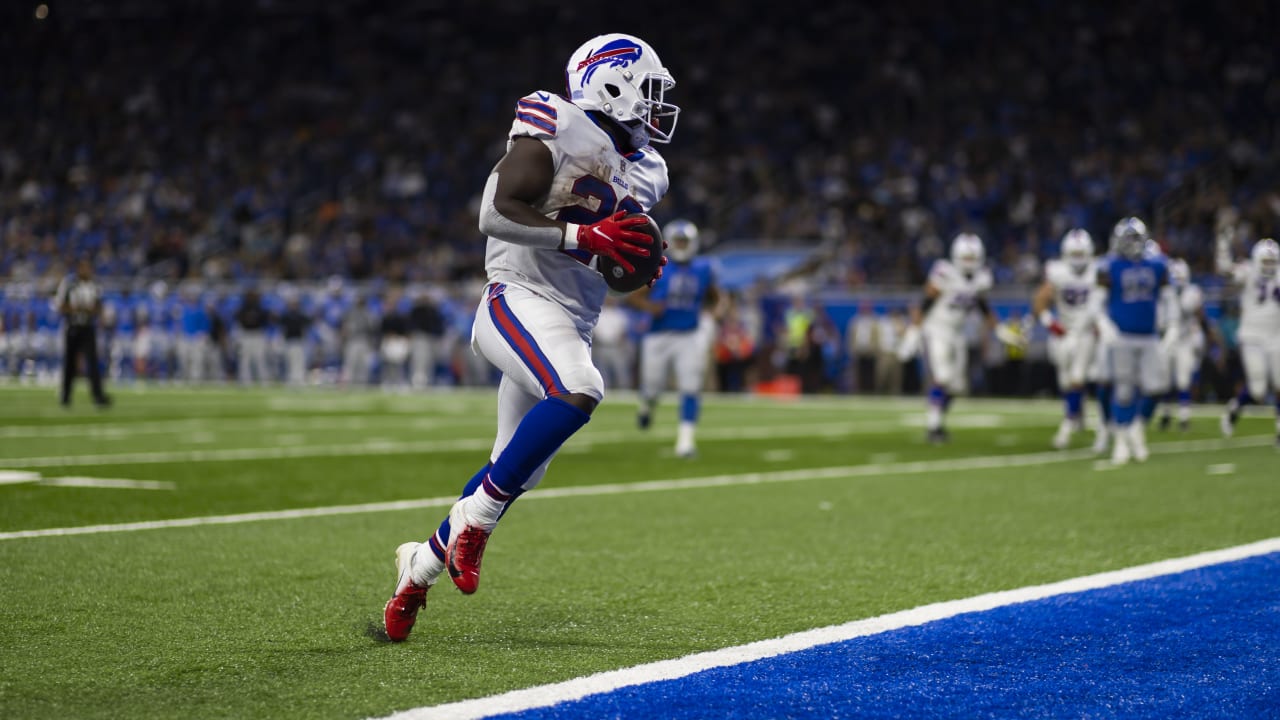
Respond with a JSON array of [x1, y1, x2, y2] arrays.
[[55, 276, 101, 328]]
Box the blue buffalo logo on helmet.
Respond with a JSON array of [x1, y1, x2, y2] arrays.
[[575, 39, 645, 92]]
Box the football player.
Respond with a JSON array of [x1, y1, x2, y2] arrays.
[[905, 233, 1000, 444], [1217, 235, 1280, 444], [1098, 217, 1169, 464], [1032, 229, 1099, 449], [1157, 259, 1209, 432], [383, 33, 676, 642], [628, 219, 723, 458]]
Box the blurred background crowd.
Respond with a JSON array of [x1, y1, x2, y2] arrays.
[[2, 0, 1278, 399]]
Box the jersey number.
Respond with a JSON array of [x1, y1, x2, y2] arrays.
[[1119, 267, 1157, 303], [1256, 280, 1280, 305], [556, 175, 643, 225], [1061, 287, 1090, 306]]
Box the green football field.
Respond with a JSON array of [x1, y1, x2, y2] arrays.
[[0, 384, 1276, 719]]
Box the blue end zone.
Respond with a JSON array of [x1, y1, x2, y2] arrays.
[[492, 553, 1280, 719]]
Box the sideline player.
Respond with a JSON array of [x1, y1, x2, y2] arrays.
[[1217, 235, 1280, 444], [629, 219, 722, 458], [1032, 229, 1098, 449], [1098, 217, 1168, 464], [383, 33, 677, 641], [903, 233, 1002, 443], [1157, 259, 1209, 432]]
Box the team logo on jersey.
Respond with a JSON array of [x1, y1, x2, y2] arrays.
[[577, 39, 644, 85]]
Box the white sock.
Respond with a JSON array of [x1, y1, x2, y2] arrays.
[[676, 421, 695, 452], [409, 546, 444, 587], [926, 406, 943, 431], [464, 489, 506, 528]]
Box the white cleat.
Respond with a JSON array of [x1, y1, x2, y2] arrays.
[[1052, 420, 1074, 450], [1220, 411, 1235, 438], [1129, 423, 1149, 463], [1091, 425, 1110, 455], [1110, 428, 1131, 465]]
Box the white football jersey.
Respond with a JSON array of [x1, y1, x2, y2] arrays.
[[1162, 283, 1204, 343], [1044, 259, 1098, 333], [486, 91, 669, 331], [924, 259, 993, 332], [1230, 263, 1280, 344]]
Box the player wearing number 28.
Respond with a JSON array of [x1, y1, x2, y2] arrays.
[[383, 33, 677, 641]]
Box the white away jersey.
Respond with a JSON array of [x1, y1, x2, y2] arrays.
[[1229, 263, 1280, 344], [1162, 283, 1204, 342], [924, 259, 993, 332], [485, 91, 670, 331], [1044, 259, 1098, 333]]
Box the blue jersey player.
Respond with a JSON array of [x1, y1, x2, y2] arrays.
[[1098, 217, 1169, 464], [628, 220, 722, 458]]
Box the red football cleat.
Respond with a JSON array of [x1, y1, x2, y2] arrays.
[[446, 501, 492, 595], [384, 542, 429, 642]]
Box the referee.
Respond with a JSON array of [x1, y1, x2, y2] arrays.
[[55, 258, 111, 408]]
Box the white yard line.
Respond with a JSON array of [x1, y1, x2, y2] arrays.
[[39, 477, 176, 491], [0, 414, 493, 439], [374, 536, 1280, 720], [0, 420, 947, 469], [0, 434, 1269, 541]]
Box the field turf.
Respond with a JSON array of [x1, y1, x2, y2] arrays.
[[0, 384, 1276, 719]]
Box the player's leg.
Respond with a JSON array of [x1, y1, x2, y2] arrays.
[[1088, 338, 1113, 453], [447, 285, 600, 591], [1052, 335, 1083, 449], [637, 334, 665, 429], [1223, 342, 1266, 437], [1266, 343, 1280, 444], [1173, 342, 1197, 430], [1131, 337, 1166, 462], [1109, 337, 1139, 464], [921, 329, 959, 443], [672, 334, 709, 458]]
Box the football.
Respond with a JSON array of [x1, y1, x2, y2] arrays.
[[598, 213, 664, 293]]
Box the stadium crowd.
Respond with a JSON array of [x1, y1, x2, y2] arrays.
[[1, 0, 1276, 402]]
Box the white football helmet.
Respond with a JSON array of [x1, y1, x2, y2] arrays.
[[1060, 229, 1094, 272], [1253, 238, 1279, 277], [950, 233, 985, 275], [664, 219, 699, 262], [1110, 217, 1150, 259], [1168, 258, 1190, 287], [565, 34, 679, 144]]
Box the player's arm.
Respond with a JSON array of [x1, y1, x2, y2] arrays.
[[479, 137, 651, 269], [1214, 226, 1239, 280], [974, 295, 998, 332], [704, 283, 727, 321], [911, 281, 941, 325], [624, 285, 664, 316], [1031, 280, 1065, 336]]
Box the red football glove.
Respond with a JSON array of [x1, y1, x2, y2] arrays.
[[1039, 310, 1066, 337], [573, 211, 652, 274]]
